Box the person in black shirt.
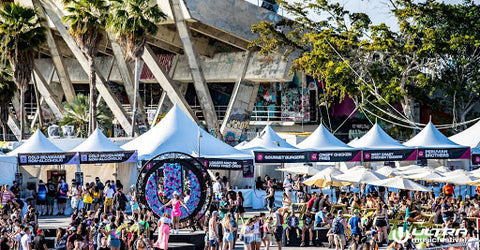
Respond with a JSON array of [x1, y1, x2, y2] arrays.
[[33, 229, 47, 250], [10, 181, 20, 198], [0, 228, 11, 249], [113, 186, 128, 218], [46, 179, 56, 216], [312, 193, 323, 212]]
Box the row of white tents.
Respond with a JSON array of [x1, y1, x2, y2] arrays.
[[1, 104, 480, 187]]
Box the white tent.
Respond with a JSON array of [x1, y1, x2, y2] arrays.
[[375, 166, 396, 177], [277, 165, 320, 175], [122, 104, 250, 160], [403, 171, 445, 182], [404, 122, 467, 149], [296, 124, 356, 151], [370, 177, 430, 192], [235, 125, 297, 151], [0, 155, 17, 185], [449, 120, 480, 148], [8, 130, 63, 156], [336, 168, 387, 184], [72, 129, 123, 152], [348, 123, 408, 150]]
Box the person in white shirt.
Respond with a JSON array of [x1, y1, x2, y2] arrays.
[[212, 178, 222, 200], [20, 227, 32, 250], [283, 174, 293, 198], [103, 183, 115, 214]]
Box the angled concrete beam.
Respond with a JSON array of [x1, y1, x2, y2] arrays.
[[108, 33, 147, 125], [169, 0, 220, 136], [33, 66, 64, 120], [34, 0, 76, 102], [7, 114, 21, 141], [142, 44, 199, 123], [221, 50, 254, 132], [188, 21, 249, 50], [40, 0, 133, 136]]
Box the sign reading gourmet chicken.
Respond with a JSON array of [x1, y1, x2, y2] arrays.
[[363, 149, 417, 162], [308, 150, 361, 162], [79, 151, 137, 164], [18, 152, 79, 165], [254, 151, 307, 163]]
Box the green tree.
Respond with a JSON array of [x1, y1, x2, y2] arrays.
[[106, 0, 166, 136], [250, 0, 430, 130], [393, 0, 480, 129], [62, 0, 108, 135], [0, 3, 46, 140], [0, 71, 16, 141], [60, 94, 112, 138]]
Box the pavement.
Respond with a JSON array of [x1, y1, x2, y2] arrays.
[[38, 212, 334, 250]]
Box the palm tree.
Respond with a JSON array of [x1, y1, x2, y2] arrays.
[[60, 94, 112, 137], [62, 0, 108, 135], [106, 0, 166, 136], [0, 71, 16, 141], [0, 3, 46, 139]]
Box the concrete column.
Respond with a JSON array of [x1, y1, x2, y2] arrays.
[[220, 51, 259, 144], [34, 0, 76, 103], [168, 0, 221, 137], [33, 66, 64, 120], [40, 0, 133, 136], [142, 44, 199, 123]]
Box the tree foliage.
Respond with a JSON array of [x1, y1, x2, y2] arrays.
[[60, 94, 112, 138], [0, 70, 16, 141], [250, 0, 480, 131]]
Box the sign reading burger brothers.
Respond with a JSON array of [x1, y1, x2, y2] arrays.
[[416, 147, 470, 160]]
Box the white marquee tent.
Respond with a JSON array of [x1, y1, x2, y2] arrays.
[[8, 130, 63, 156], [235, 125, 297, 151], [122, 104, 250, 160]]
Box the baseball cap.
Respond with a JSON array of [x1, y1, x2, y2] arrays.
[[212, 211, 219, 216], [68, 226, 76, 231], [338, 210, 344, 214], [36, 229, 43, 234], [371, 230, 377, 235], [354, 209, 360, 214]]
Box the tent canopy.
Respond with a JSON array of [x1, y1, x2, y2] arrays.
[[404, 122, 466, 148], [449, 120, 480, 148], [8, 130, 63, 156], [235, 125, 297, 151], [348, 123, 411, 150], [122, 105, 250, 160], [370, 177, 430, 192], [72, 129, 123, 152], [296, 124, 356, 151]]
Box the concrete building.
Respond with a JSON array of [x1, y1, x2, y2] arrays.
[[3, 0, 322, 146]]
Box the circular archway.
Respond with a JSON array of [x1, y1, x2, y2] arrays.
[[136, 152, 213, 223]]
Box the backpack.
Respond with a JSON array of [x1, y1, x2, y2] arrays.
[[332, 217, 343, 234], [60, 183, 68, 195]]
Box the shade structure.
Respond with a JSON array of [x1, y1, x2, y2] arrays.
[[435, 173, 477, 186], [122, 104, 250, 161], [72, 129, 123, 152], [336, 168, 387, 184], [469, 169, 480, 178], [375, 166, 396, 177], [8, 130, 63, 156], [277, 165, 320, 175], [235, 125, 297, 151], [397, 165, 423, 172], [435, 166, 451, 173], [303, 173, 351, 188], [296, 124, 361, 162], [403, 171, 445, 182], [449, 120, 480, 148], [369, 177, 430, 192], [404, 122, 470, 159], [348, 123, 416, 161], [400, 167, 437, 176]]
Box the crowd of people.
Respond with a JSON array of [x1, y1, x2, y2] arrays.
[[0, 172, 479, 250]]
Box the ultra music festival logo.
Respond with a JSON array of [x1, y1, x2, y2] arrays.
[[391, 227, 468, 244]]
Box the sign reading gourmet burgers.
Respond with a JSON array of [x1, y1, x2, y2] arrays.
[[307, 150, 361, 162], [254, 151, 307, 163], [18, 152, 79, 165], [363, 149, 417, 162], [79, 151, 138, 164], [416, 147, 470, 159]]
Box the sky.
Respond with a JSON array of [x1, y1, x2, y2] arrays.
[[245, 0, 480, 32]]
